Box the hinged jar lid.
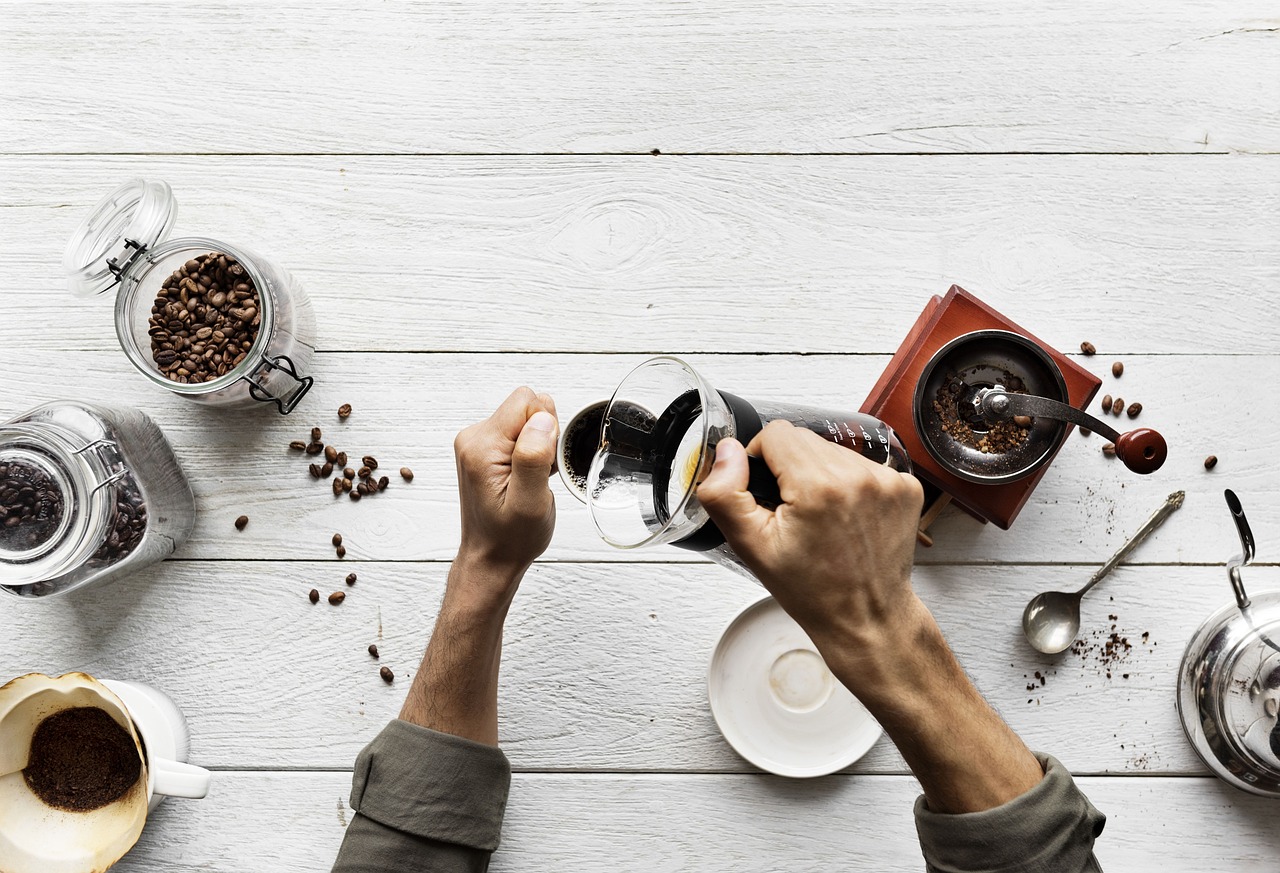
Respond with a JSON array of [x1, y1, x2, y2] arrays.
[[63, 179, 178, 298]]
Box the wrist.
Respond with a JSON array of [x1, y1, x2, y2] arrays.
[[447, 548, 526, 614]]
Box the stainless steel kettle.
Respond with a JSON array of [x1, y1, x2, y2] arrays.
[[1177, 491, 1280, 797]]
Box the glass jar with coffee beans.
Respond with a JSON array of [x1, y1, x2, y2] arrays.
[[64, 179, 316, 414], [0, 402, 196, 598]]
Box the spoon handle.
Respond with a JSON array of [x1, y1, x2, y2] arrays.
[[1079, 491, 1185, 595]]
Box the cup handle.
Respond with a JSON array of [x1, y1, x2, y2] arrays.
[[151, 757, 212, 799]]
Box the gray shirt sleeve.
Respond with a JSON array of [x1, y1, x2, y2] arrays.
[[913, 753, 1106, 873], [331, 719, 511, 873]]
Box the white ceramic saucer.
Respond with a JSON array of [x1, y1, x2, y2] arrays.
[[708, 595, 882, 778]]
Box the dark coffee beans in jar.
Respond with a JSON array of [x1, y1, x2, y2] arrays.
[[148, 253, 260, 384], [0, 461, 66, 550]]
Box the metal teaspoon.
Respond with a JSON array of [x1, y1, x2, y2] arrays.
[[1022, 490, 1185, 655]]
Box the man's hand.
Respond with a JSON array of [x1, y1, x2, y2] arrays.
[[697, 421, 1043, 814], [399, 387, 558, 746], [697, 421, 928, 674], [454, 386, 559, 585]]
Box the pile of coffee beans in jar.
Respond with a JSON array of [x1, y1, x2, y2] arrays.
[[89, 478, 147, 566], [148, 253, 260, 384], [0, 461, 65, 550]]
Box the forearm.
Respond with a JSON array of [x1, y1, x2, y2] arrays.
[[398, 552, 523, 746], [819, 596, 1043, 814]]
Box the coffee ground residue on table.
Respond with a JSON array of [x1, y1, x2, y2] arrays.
[[23, 706, 142, 812]]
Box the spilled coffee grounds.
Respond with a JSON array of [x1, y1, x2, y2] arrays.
[[23, 706, 141, 812]]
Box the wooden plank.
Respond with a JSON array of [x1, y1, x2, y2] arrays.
[[2, 560, 1272, 774], [110, 771, 1280, 872], [0, 350, 1273, 565], [2, 2, 1277, 155], [1, 155, 1278, 354]]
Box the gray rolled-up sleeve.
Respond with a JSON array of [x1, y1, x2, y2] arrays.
[[913, 753, 1105, 873], [332, 719, 512, 873]]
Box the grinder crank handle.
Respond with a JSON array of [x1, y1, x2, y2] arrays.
[[980, 390, 1167, 475]]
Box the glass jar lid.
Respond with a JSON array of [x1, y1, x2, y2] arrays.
[[64, 179, 178, 298]]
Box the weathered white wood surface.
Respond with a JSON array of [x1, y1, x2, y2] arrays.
[[3, 0, 1279, 869], [109, 771, 1280, 872], [3, 560, 1272, 775], [3, 2, 1278, 155], [3, 156, 1278, 355], [0, 351, 1274, 565]]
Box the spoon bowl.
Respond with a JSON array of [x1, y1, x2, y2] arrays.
[[1023, 591, 1082, 655]]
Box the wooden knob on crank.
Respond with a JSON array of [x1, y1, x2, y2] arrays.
[[1114, 428, 1168, 474]]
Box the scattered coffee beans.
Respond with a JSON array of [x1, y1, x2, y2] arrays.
[[1079, 427, 1091, 437], [23, 707, 141, 812], [309, 463, 323, 479], [1112, 361, 1124, 378], [336, 452, 348, 467], [368, 644, 379, 658], [309, 588, 320, 603], [1204, 455, 1218, 470], [321, 461, 334, 477], [325, 445, 338, 463], [305, 442, 323, 455], [235, 515, 249, 531], [377, 476, 389, 492], [289, 440, 307, 451], [342, 477, 353, 492], [1101, 394, 1112, 412], [1127, 402, 1142, 418], [332, 533, 343, 547], [148, 252, 259, 384], [1111, 398, 1124, 415], [338, 404, 352, 419], [362, 456, 378, 471], [1080, 341, 1096, 355], [332, 477, 345, 496], [346, 573, 357, 585], [380, 666, 394, 683], [343, 467, 355, 480], [400, 467, 414, 482], [311, 427, 322, 443], [357, 465, 372, 479], [0, 461, 65, 550], [1102, 442, 1117, 457], [350, 490, 361, 502], [336, 545, 346, 558], [328, 591, 345, 605]]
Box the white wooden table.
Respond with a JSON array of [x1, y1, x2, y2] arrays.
[[2, 2, 1278, 869]]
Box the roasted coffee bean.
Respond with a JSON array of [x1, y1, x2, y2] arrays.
[[336, 545, 346, 558], [289, 440, 307, 451], [400, 467, 414, 482], [321, 461, 334, 477], [1112, 361, 1124, 378], [332, 477, 345, 496], [368, 644, 379, 658], [1111, 398, 1124, 415], [1102, 442, 1117, 457], [1101, 394, 1112, 412], [350, 490, 361, 502], [336, 452, 348, 467], [1204, 454, 1218, 470], [324, 445, 338, 463], [343, 467, 355, 480], [362, 456, 378, 471], [380, 666, 394, 683], [149, 252, 260, 383], [235, 515, 249, 530], [1079, 427, 1091, 437], [338, 404, 352, 419], [311, 427, 322, 443], [356, 482, 369, 495], [0, 461, 66, 550], [342, 477, 353, 492], [309, 463, 322, 479], [332, 533, 343, 547], [377, 476, 389, 491], [358, 465, 372, 479], [1127, 402, 1142, 418], [346, 573, 357, 585], [305, 442, 324, 455], [328, 591, 345, 605], [1080, 341, 1096, 356], [309, 588, 320, 603], [1012, 415, 1032, 428]]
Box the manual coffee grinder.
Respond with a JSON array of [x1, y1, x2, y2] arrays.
[[863, 286, 1167, 536]]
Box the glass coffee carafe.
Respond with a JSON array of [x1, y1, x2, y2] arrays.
[[566, 356, 910, 578]]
